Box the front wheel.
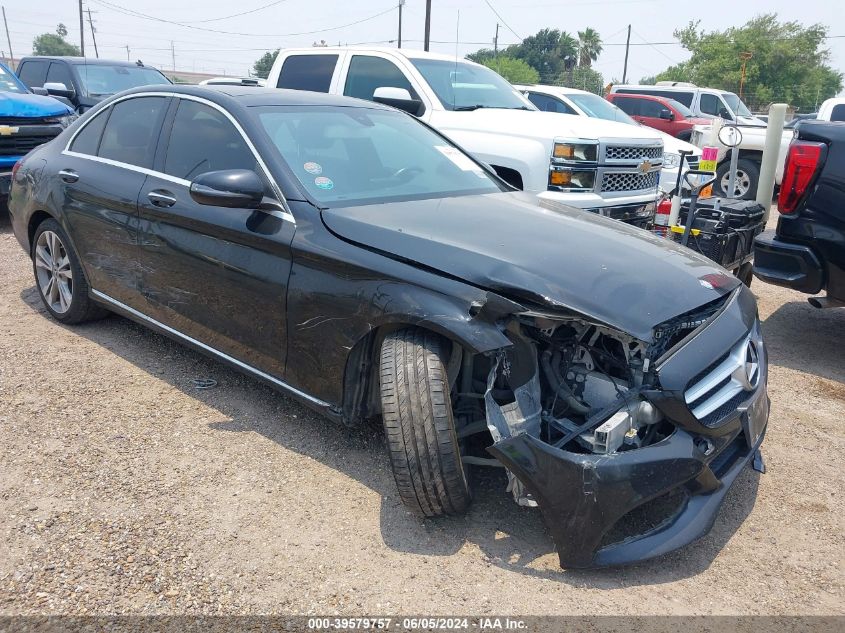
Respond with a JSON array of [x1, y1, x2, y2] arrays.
[[379, 328, 471, 517], [32, 218, 107, 324]]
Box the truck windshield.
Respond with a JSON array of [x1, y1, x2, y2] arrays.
[[567, 93, 636, 124], [75, 64, 169, 97], [410, 59, 534, 111], [0, 65, 25, 94], [257, 105, 506, 206], [721, 92, 753, 118]]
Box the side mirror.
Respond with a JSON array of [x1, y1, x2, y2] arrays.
[[659, 108, 674, 120], [190, 170, 264, 209], [43, 82, 75, 99], [718, 107, 733, 120], [373, 86, 424, 116], [31, 86, 49, 96]]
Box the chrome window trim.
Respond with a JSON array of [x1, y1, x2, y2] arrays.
[[90, 289, 330, 409], [61, 91, 296, 224]]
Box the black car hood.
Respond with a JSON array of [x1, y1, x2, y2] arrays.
[[321, 192, 739, 342]]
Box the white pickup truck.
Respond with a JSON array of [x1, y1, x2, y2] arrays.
[[267, 48, 668, 227]]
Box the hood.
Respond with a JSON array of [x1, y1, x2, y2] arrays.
[[0, 91, 72, 118], [656, 130, 701, 156], [321, 192, 739, 341], [433, 108, 664, 143]]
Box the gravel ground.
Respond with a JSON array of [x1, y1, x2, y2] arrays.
[[0, 212, 843, 617]]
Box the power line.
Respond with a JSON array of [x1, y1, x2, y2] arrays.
[[88, 0, 396, 38], [183, 0, 292, 24], [482, 0, 521, 41]]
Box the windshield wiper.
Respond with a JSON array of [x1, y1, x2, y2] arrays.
[[453, 104, 486, 111]]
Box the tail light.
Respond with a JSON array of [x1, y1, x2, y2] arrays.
[[778, 140, 825, 215]]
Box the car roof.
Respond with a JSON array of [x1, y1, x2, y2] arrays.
[[516, 84, 592, 97], [116, 84, 393, 110], [20, 56, 162, 68], [278, 46, 482, 66], [609, 92, 670, 102]]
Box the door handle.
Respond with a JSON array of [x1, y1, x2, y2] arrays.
[[58, 169, 79, 183], [148, 190, 176, 208]]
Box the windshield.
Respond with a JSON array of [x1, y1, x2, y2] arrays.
[[721, 92, 754, 118], [568, 93, 636, 124], [0, 64, 25, 94], [410, 59, 534, 111], [257, 106, 506, 206], [76, 64, 169, 97], [666, 98, 694, 117]]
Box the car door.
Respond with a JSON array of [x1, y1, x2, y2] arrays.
[[634, 98, 671, 133], [340, 53, 429, 118], [136, 96, 295, 377], [60, 94, 169, 307]]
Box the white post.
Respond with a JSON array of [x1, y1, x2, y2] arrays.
[[756, 103, 788, 219]]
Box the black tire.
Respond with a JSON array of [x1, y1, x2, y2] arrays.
[[716, 158, 760, 200], [379, 328, 471, 517], [31, 218, 108, 324]]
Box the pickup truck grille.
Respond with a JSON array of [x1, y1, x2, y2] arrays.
[[0, 133, 58, 157], [601, 170, 659, 192], [605, 145, 663, 161]]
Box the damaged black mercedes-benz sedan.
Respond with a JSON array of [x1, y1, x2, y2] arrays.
[[8, 86, 768, 568]]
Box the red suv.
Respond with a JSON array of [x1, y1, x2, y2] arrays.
[[606, 93, 711, 141]]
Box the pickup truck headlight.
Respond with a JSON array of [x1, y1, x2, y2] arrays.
[[553, 141, 598, 163], [663, 152, 681, 169], [43, 114, 79, 128], [549, 167, 595, 191]]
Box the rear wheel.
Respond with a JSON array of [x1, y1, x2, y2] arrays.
[[379, 328, 471, 517], [31, 218, 107, 324], [716, 158, 760, 199]]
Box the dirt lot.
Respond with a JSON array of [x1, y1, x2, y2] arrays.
[[0, 212, 843, 617]]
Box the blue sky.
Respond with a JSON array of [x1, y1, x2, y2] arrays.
[[4, 0, 842, 96]]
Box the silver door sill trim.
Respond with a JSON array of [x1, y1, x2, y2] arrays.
[[90, 289, 330, 408]]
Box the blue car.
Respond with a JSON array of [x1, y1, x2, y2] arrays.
[[1, 62, 76, 208]]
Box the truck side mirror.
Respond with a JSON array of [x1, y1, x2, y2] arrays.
[[659, 108, 674, 120], [373, 86, 425, 117], [43, 82, 76, 99], [718, 107, 733, 120]]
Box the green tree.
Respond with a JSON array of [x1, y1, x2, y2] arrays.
[[559, 66, 605, 95], [654, 14, 842, 112], [253, 49, 279, 79], [577, 27, 603, 68], [32, 24, 80, 56], [482, 56, 539, 84]]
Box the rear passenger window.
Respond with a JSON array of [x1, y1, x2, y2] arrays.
[[613, 97, 639, 115], [69, 109, 109, 155], [18, 60, 48, 88], [164, 99, 256, 180], [344, 55, 417, 102], [277, 55, 338, 93], [98, 96, 167, 168]]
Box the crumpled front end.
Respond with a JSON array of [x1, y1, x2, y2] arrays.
[[461, 285, 768, 568]]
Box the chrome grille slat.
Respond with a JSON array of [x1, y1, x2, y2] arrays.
[[601, 171, 659, 192], [606, 145, 663, 161], [685, 331, 760, 426]]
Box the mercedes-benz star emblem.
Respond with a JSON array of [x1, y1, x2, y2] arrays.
[[734, 340, 760, 391]]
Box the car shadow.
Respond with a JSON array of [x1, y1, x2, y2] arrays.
[[17, 284, 761, 586], [762, 299, 845, 385]]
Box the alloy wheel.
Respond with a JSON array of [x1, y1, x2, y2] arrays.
[[721, 169, 751, 198], [34, 230, 73, 314]]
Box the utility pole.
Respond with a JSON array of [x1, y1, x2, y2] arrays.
[[125, 44, 130, 61], [78, 0, 85, 56], [2, 6, 13, 64], [493, 23, 499, 70], [423, 0, 431, 51], [622, 24, 631, 84], [397, 0, 404, 49], [738, 51, 753, 100], [171, 40, 175, 71], [86, 8, 98, 58]]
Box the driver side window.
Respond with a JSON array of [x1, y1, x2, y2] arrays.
[[699, 93, 723, 117], [344, 55, 418, 102]]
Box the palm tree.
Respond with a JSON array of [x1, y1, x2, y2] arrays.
[[559, 31, 578, 69], [577, 28, 603, 67]]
